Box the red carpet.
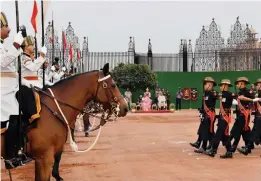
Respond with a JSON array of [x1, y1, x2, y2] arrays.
[[134, 110, 172, 113]]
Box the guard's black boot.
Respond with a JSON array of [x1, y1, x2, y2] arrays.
[[190, 141, 200, 149], [194, 147, 205, 154], [71, 128, 75, 142], [85, 131, 89, 137], [52, 151, 64, 181], [204, 148, 216, 157], [237, 147, 250, 156], [220, 151, 233, 159], [4, 116, 33, 169]]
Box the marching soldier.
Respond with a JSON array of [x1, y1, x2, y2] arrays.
[[237, 78, 261, 155], [204, 79, 235, 158], [1, 12, 33, 168], [21, 36, 46, 88], [229, 77, 260, 153], [193, 77, 218, 153]]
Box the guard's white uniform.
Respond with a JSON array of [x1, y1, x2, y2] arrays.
[[0, 42, 20, 121], [38, 68, 54, 86], [21, 53, 45, 88], [52, 71, 65, 84]]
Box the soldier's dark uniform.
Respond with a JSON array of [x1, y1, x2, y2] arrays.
[[204, 79, 234, 158], [194, 77, 217, 153], [230, 77, 253, 152], [238, 78, 261, 155]]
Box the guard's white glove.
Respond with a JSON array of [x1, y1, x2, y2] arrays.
[[62, 67, 66, 72], [13, 31, 24, 46], [51, 65, 56, 71], [199, 113, 203, 119], [253, 98, 261, 102], [232, 99, 238, 105]]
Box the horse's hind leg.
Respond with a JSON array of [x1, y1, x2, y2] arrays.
[[35, 150, 54, 181], [52, 151, 64, 181]]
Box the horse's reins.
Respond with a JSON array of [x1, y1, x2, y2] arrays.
[[40, 72, 123, 152]]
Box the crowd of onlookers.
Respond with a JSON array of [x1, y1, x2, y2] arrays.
[[124, 87, 172, 111]]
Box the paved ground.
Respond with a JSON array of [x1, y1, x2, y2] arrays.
[[1, 110, 261, 181]]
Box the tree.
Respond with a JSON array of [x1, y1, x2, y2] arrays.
[[111, 63, 157, 90]]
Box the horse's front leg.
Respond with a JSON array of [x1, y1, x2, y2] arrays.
[[52, 151, 64, 181], [35, 150, 54, 181]]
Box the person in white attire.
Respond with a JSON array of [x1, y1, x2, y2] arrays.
[[157, 91, 167, 110], [51, 57, 67, 84], [0, 12, 33, 169], [37, 52, 55, 87], [20, 36, 46, 88]]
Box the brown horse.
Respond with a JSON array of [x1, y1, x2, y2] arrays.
[[1, 63, 128, 181]]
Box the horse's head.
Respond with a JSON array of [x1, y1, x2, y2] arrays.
[[94, 63, 128, 117]]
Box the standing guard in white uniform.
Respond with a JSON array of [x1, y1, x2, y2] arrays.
[[37, 49, 55, 87], [0, 12, 33, 169], [20, 36, 46, 88], [51, 57, 67, 84]]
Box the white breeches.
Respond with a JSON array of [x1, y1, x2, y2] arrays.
[[22, 79, 43, 89], [1, 77, 19, 121]]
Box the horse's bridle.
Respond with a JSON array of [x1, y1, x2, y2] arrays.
[[93, 71, 125, 121], [36, 70, 124, 127]]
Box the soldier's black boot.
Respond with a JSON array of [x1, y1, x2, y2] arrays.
[[204, 148, 216, 157], [85, 131, 89, 137], [220, 151, 233, 159], [190, 141, 200, 149], [237, 147, 251, 156], [206, 143, 212, 150]]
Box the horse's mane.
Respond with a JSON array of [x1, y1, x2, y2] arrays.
[[43, 70, 99, 90]]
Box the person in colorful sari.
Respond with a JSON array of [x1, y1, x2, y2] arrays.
[[141, 92, 152, 111]]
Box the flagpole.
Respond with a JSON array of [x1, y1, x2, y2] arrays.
[[34, 32, 37, 59], [41, 0, 45, 88], [15, 0, 23, 155], [52, 11, 54, 66]]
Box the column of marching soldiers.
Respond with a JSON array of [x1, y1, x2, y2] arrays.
[[190, 77, 261, 158], [1, 12, 73, 168]]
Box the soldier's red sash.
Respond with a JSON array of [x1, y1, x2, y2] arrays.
[[220, 99, 231, 124], [203, 100, 215, 133], [237, 98, 250, 131]]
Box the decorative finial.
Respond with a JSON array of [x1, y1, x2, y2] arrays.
[[202, 25, 205, 29], [212, 18, 214, 21], [237, 16, 239, 20], [181, 39, 183, 44], [149, 38, 151, 44], [69, 22, 71, 25], [130, 36, 132, 41], [189, 39, 191, 44], [48, 21, 51, 25], [84, 37, 86, 40], [246, 23, 248, 27]]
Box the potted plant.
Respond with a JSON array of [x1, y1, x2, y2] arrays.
[[130, 103, 136, 113], [169, 103, 175, 112]]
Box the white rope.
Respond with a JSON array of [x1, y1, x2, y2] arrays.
[[48, 88, 102, 153]]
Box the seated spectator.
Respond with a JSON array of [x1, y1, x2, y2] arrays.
[[145, 87, 151, 98], [157, 92, 167, 110], [141, 92, 152, 111], [136, 95, 143, 110]]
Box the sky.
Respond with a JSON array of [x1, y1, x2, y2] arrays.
[[1, 0, 261, 53]]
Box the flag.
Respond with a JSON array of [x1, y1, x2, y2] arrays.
[[31, 0, 38, 33], [69, 43, 73, 62], [77, 49, 81, 60], [62, 31, 67, 49]]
